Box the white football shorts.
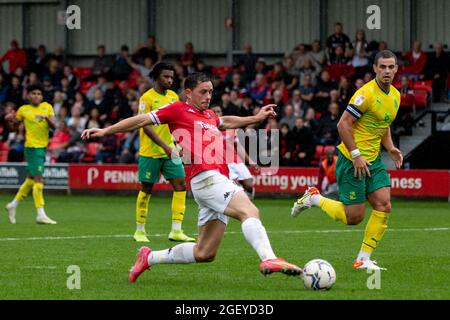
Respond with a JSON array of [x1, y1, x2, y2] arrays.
[[190, 170, 244, 226], [228, 163, 253, 181]]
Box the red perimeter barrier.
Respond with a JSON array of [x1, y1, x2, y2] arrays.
[[68, 164, 450, 198]]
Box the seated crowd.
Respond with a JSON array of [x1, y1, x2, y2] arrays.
[[0, 24, 448, 167]]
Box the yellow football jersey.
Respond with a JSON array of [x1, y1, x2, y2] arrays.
[[16, 102, 54, 148], [338, 79, 401, 162], [138, 88, 178, 158]]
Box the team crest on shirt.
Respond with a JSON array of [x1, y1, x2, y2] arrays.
[[139, 101, 146, 111], [354, 94, 366, 106]]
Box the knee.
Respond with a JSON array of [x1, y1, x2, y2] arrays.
[[173, 181, 187, 192], [345, 207, 365, 225], [141, 183, 153, 194], [374, 201, 391, 213], [241, 207, 259, 221]]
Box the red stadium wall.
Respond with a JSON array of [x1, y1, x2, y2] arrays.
[[67, 164, 450, 199]]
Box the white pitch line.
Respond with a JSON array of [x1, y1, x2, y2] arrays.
[[0, 227, 448, 242]]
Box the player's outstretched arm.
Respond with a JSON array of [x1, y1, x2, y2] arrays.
[[219, 104, 277, 130], [81, 113, 153, 139]]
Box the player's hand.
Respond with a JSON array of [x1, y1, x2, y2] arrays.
[[81, 128, 106, 140], [256, 104, 277, 121], [388, 147, 403, 169], [352, 155, 371, 180]]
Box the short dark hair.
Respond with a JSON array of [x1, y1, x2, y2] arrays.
[[27, 84, 44, 94], [374, 50, 397, 66], [149, 62, 175, 80], [184, 72, 211, 90]]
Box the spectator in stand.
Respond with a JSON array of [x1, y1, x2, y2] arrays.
[[127, 56, 155, 83], [368, 40, 388, 65], [266, 61, 288, 85], [52, 90, 68, 118], [67, 102, 87, 133], [31, 45, 50, 77], [43, 59, 63, 87], [57, 124, 84, 163], [317, 146, 338, 197], [0, 40, 27, 73], [255, 58, 269, 76], [283, 56, 299, 79], [0, 102, 15, 142], [298, 58, 319, 87], [326, 22, 351, 62], [92, 45, 114, 78], [47, 121, 71, 161], [118, 130, 140, 163], [355, 78, 365, 90], [0, 73, 9, 105], [86, 74, 107, 101], [238, 44, 258, 82], [399, 40, 428, 80], [85, 107, 103, 129], [338, 75, 355, 107], [279, 123, 295, 166], [248, 73, 269, 105], [279, 104, 296, 130], [229, 90, 243, 110], [314, 70, 338, 115], [308, 40, 328, 72], [134, 35, 165, 64], [225, 64, 247, 86], [195, 60, 213, 76], [178, 42, 198, 74], [240, 96, 256, 117], [87, 88, 109, 118], [317, 102, 341, 145], [330, 46, 349, 65], [304, 107, 319, 137], [73, 91, 88, 114], [290, 89, 303, 118], [363, 71, 373, 83], [6, 75, 24, 107], [22, 72, 40, 90], [394, 76, 415, 135], [220, 91, 240, 116], [289, 44, 309, 71], [63, 65, 80, 91], [267, 89, 286, 119], [292, 117, 315, 167], [225, 73, 247, 97], [424, 42, 449, 102], [95, 122, 117, 163], [111, 45, 133, 81], [173, 62, 187, 94], [299, 74, 315, 112], [349, 30, 370, 79], [42, 75, 55, 103], [59, 77, 75, 105]]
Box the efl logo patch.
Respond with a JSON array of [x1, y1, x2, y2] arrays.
[[354, 94, 366, 107]]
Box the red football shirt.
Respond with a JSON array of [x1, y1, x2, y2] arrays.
[[149, 101, 229, 180]]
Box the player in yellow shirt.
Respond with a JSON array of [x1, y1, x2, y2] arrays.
[[292, 50, 403, 270], [5, 85, 57, 224], [134, 62, 195, 243]]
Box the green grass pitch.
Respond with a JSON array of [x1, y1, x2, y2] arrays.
[[0, 194, 449, 300]]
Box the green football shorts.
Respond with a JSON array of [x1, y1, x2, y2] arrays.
[[336, 149, 391, 205], [138, 155, 185, 184], [24, 147, 46, 177]]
